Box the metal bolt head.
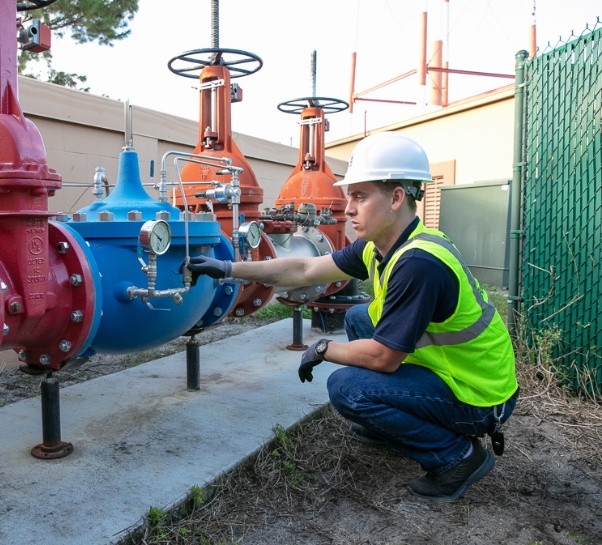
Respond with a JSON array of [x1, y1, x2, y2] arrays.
[[98, 210, 114, 221], [71, 310, 84, 322], [59, 340, 72, 353], [224, 286, 233, 295], [128, 210, 142, 221], [39, 354, 51, 366], [252, 298, 262, 307], [9, 301, 22, 313], [52, 213, 70, 222], [57, 241, 70, 254], [70, 274, 83, 286], [235, 308, 245, 316], [3, 323, 8, 336], [18, 350, 30, 362], [213, 307, 223, 317]]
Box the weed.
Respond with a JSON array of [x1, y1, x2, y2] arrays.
[[189, 484, 205, 510], [146, 506, 168, 541], [270, 423, 306, 487], [272, 423, 293, 451]]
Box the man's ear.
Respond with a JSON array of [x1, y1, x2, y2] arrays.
[[391, 186, 406, 210]]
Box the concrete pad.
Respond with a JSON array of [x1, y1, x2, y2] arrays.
[[0, 319, 346, 545]]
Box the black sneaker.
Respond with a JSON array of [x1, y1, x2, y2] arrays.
[[407, 439, 494, 502], [348, 423, 387, 446]]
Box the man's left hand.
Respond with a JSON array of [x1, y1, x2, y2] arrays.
[[298, 339, 330, 383]]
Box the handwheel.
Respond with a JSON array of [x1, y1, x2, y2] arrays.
[[168, 48, 263, 79], [17, 0, 58, 10], [277, 96, 349, 115]]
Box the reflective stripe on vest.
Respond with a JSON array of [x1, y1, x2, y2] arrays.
[[410, 234, 496, 349]]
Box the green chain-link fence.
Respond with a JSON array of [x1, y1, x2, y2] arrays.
[[515, 25, 602, 395]]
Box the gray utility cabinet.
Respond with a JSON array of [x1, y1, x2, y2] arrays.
[[438, 180, 511, 289]]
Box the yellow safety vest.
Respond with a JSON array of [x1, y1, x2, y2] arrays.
[[362, 222, 517, 407]]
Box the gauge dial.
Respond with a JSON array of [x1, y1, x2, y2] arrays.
[[239, 221, 262, 249], [139, 220, 172, 255]]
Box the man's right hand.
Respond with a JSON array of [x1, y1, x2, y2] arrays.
[[185, 256, 232, 283]]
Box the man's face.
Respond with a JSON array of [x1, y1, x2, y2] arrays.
[[344, 182, 399, 242]]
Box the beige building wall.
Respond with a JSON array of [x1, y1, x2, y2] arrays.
[[18, 76, 348, 215], [326, 85, 515, 186]]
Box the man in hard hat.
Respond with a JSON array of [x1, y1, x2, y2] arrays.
[[185, 131, 518, 502]]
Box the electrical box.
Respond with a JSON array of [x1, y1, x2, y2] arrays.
[[439, 180, 511, 289], [20, 20, 51, 53]]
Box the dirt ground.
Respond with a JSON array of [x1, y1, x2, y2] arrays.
[[2, 317, 601, 545]]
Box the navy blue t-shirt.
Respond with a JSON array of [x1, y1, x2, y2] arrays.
[[331, 218, 459, 354]]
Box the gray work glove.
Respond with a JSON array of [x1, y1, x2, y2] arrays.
[[183, 256, 232, 285], [298, 339, 330, 383]]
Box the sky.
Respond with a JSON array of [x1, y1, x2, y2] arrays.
[[40, 0, 600, 147]]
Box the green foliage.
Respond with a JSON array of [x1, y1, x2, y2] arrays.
[[189, 484, 206, 511], [270, 423, 306, 487], [253, 304, 311, 321], [360, 279, 373, 299], [146, 506, 167, 540], [31, 0, 139, 45]]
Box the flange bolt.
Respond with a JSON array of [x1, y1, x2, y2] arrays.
[[18, 350, 30, 362], [39, 354, 51, 366], [57, 242, 70, 254]]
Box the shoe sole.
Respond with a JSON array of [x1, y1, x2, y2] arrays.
[[407, 449, 495, 502]]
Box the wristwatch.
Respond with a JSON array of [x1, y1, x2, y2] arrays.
[[315, 339, 331, 358]]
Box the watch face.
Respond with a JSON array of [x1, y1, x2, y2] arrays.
[[316, 340, 329, 355]]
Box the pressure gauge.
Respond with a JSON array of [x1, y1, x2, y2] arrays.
[[139, 220, 172, 255], [239, 221, 262, 249]]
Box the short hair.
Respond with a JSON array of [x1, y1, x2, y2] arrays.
[[379, 181, 423, 213]]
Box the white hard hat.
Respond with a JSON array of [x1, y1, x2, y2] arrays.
[[334, 132, 433, 186]]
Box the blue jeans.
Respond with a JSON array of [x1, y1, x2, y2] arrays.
[[327, 304, 516, 474]]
